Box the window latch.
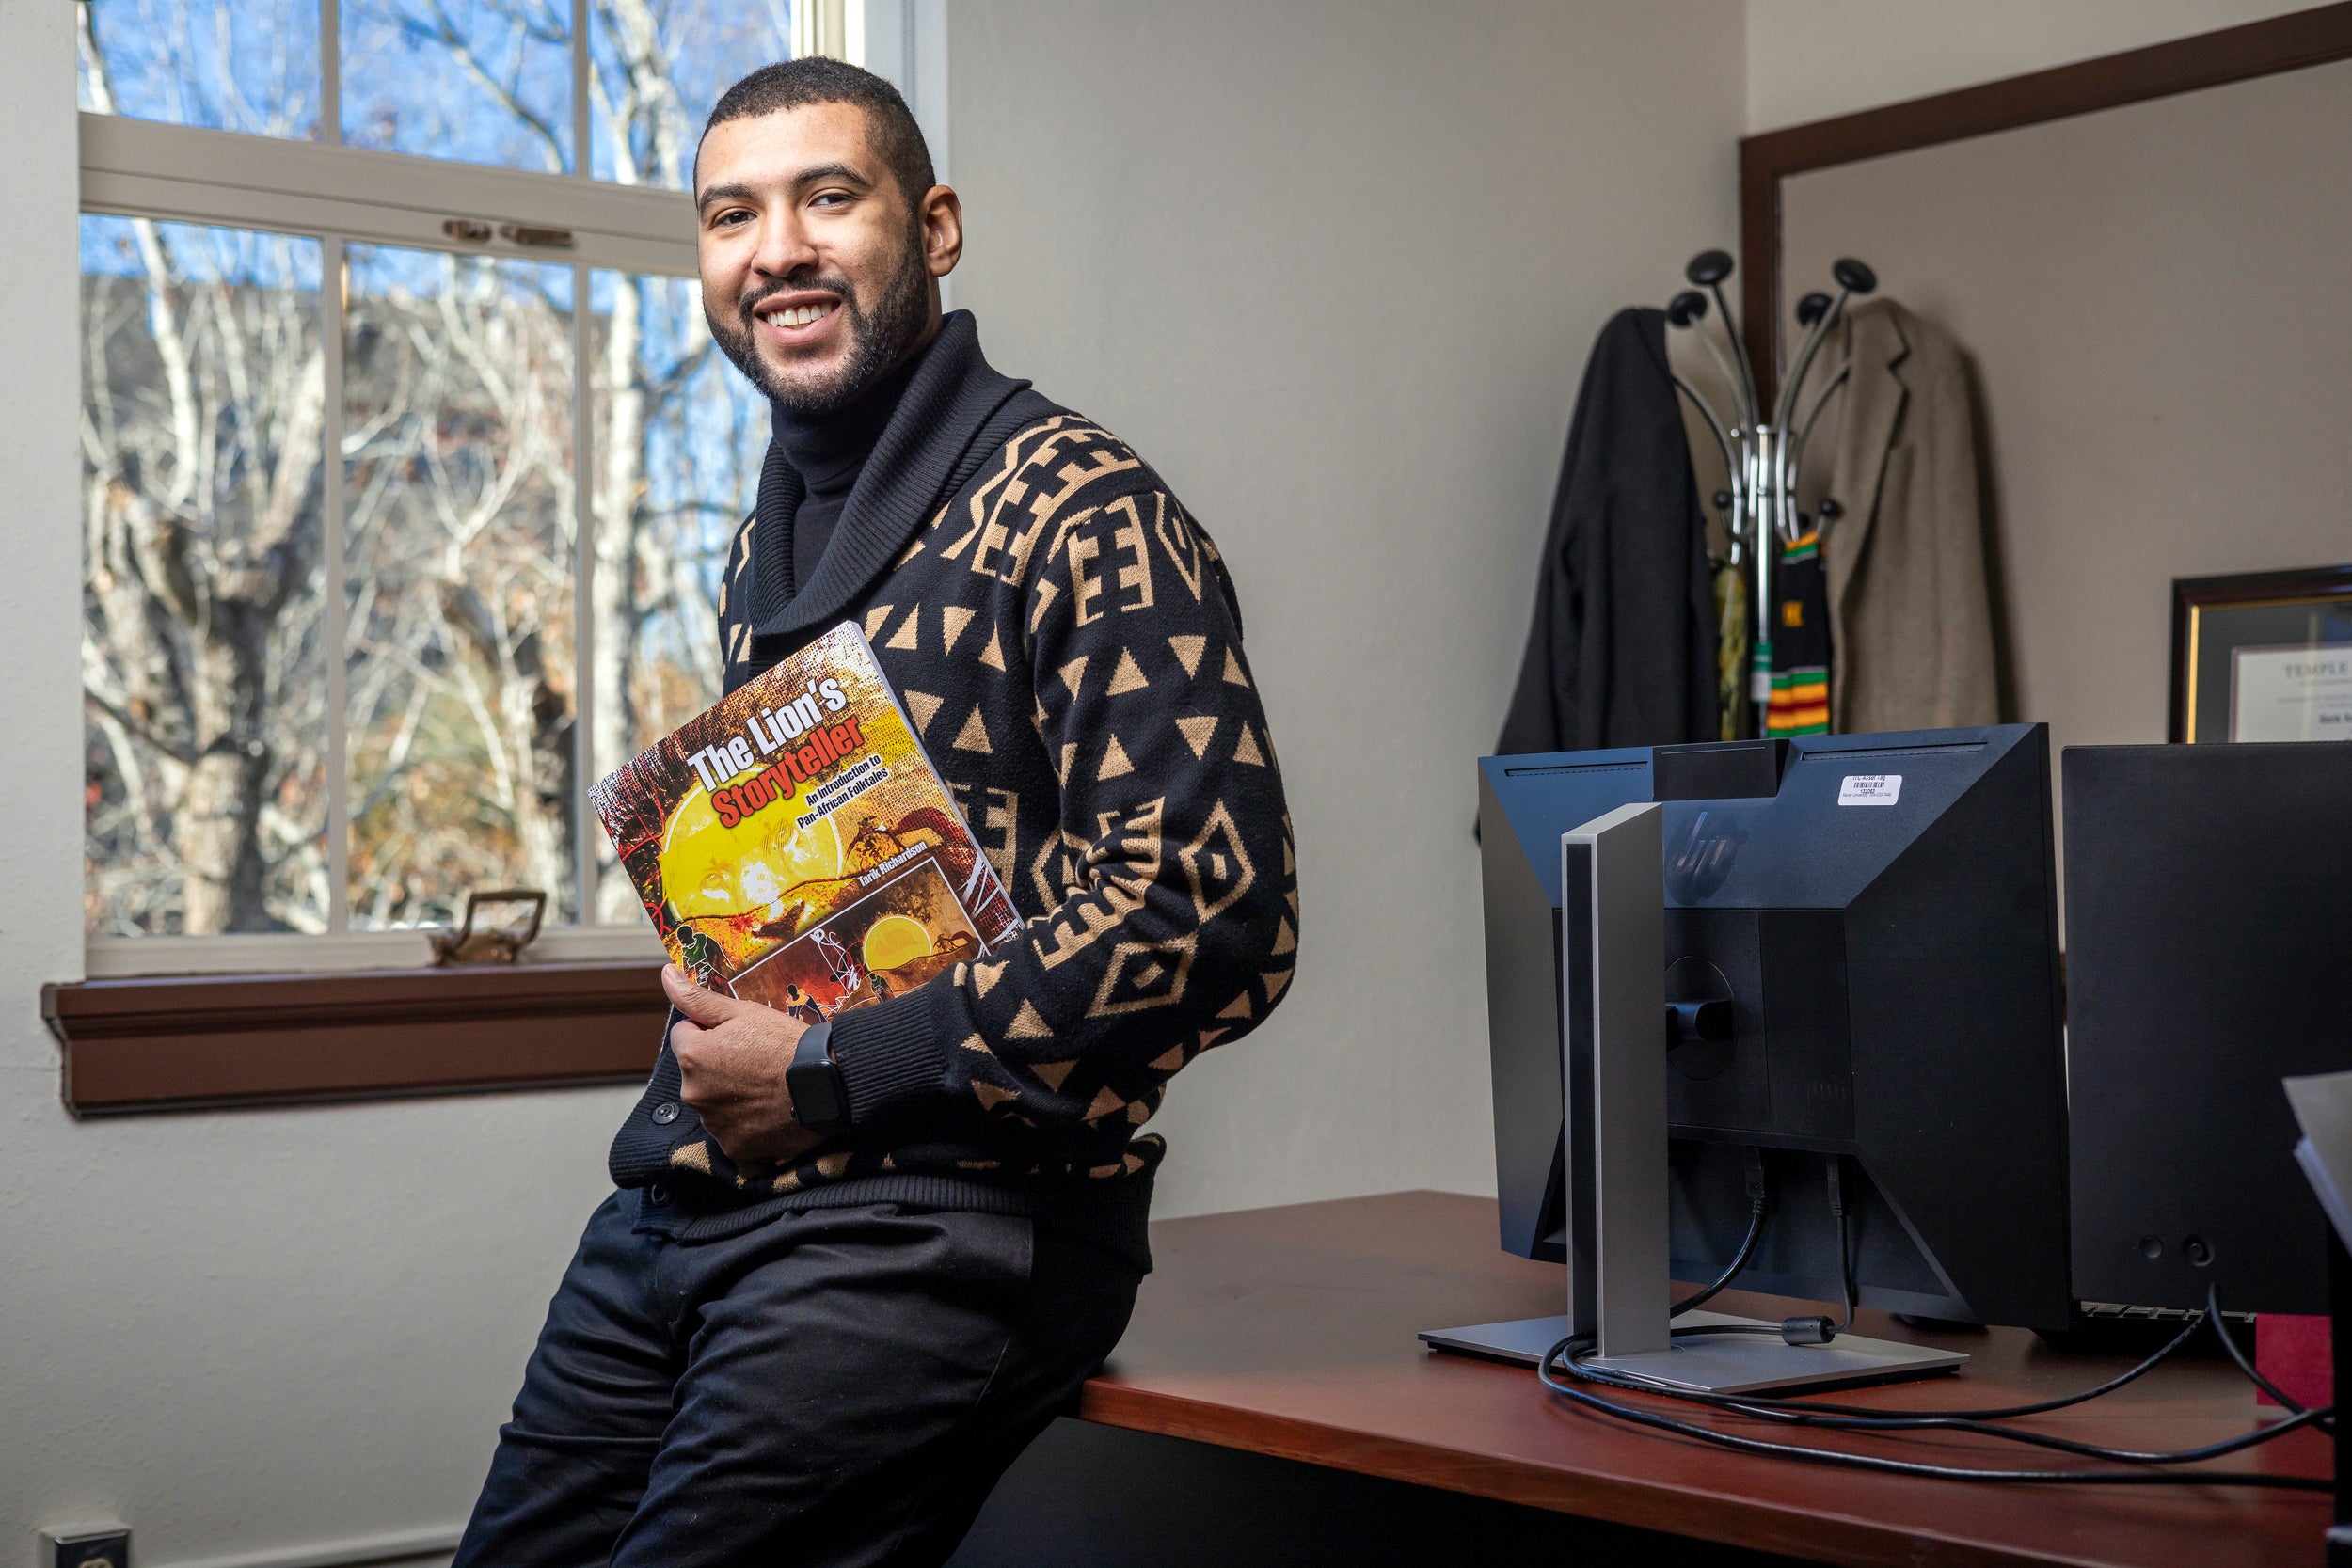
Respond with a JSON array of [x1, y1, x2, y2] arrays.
[[500, 223, 575, 248], [440, 220, 575, 249]]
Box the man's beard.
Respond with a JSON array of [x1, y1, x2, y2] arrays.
[[709, 235, 931, 419]]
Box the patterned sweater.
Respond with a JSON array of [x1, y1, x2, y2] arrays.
[[608, 313, 1296, 1252]]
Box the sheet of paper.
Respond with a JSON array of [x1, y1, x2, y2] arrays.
[[2231, 643, 2352, 743], [2283, 1069, 2352, 1248]]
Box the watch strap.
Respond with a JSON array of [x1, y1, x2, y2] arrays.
[[787, 1020, 849, 1132]]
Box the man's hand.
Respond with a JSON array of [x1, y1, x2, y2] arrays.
[[663, 965, 829, 1167]]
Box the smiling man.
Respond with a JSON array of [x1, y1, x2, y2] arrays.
[[451, 58, 1297, 1568]]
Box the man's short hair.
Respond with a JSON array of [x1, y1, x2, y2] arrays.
[[702, 58, 935, 211]]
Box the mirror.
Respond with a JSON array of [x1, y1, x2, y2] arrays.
[[1760, 35, 2352, 756]]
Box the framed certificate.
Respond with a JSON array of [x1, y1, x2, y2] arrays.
[[2170, 564, 2352, 743]]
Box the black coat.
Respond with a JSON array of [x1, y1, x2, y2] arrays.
[[1498, 308, 1717, 753]]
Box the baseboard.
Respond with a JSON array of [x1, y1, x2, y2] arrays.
[[155, 1526, 463, 1568]]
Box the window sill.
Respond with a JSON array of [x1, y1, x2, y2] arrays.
[[83, 925, 665, 977], [42, 960, 665, 1117]]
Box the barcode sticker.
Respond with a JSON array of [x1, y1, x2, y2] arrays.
[[1838, 774, 1902, 806]]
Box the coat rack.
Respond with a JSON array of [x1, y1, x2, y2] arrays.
[[1663, 249, 1876, 735]]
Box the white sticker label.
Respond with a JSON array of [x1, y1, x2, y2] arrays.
[[1838, 773, 1902, 806]]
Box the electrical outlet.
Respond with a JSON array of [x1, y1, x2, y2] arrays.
[[40, 1528, 129, 1568]]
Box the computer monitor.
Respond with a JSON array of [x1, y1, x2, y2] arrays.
[[1474, 723, 2073, 1334], [2064, 740, 2352, 1316]]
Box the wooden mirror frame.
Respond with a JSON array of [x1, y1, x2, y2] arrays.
[[1737, 3, 2352, 409]]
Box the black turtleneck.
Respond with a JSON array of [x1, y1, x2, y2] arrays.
[[764, 341, 930, 601]]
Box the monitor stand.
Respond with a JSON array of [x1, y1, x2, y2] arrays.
[[1420, 1310, 1963, 1395], [1420, 801, 1966, 1396]]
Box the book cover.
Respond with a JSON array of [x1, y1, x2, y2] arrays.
[[591, 621, 1022, 1022]]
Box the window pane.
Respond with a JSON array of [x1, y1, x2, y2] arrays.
[[343, 245, 579, 928], [78, 0, 322, 139], [589, 0, 793, 188], [82, 216, 329, 936], [342, 0, 573, 174], [587, 270, 765, 922]]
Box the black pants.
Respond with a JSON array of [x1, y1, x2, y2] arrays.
[[453, 1190, 1144, 1568]]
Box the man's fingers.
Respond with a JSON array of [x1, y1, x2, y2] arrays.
[[662, 963, 742, 1026]]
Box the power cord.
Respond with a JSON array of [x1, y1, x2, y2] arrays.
[[1557, 1338, 2330, 1465], [1639, 1309, 2207, 1422], [2208, 1279, 2309, 1416], [1665, 1148, 1859, 1345], [1536, 1192, 2332, 1490], [1534, 1338, 2327, 1489], [1686, 1153, 1860, 1348], [1669, 1282, 2326, 1431], [1671, 1148, 1768, 1318], [1774, 1158, 1859, 1345]]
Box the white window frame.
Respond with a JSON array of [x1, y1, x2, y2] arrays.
[[78, 0, 946, 977]]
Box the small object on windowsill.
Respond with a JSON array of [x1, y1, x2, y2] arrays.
[[426, 889, 547, 966]]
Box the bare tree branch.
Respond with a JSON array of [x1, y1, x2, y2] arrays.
[[410, 0, 571, 173]]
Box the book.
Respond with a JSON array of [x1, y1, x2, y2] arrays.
[[591, 620, 1022, 1022]]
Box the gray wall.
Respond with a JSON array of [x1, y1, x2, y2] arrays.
[[946, 0, 1744, 1220]]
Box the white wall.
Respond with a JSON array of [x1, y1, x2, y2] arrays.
[[8, 0, 1741, 1555], [948, 0, 1744, 1220], [1746, 0, 2318, 132], [1, 18, 636, 1564], [8, 0, 2313, 1554], [62, 0, 2312, 1550]]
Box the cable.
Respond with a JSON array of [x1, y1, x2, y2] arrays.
[[1768, 1159, 1856, 1347], [1828, 1167, 1857, 1335], [1654, 1164, 2224, 1419], [1584, 1160, 2322, 1478], [1565, 1341, 2332, 1465], [1674, 1147, 1771, 1319], [1534, 1275, 2333, 1489], [1672, 1199, 1764, 1317], [1679, 1292, 2319, 1429], [1667, 1311, 2208, 1423], [1535, 1335, 2328, 1490], [2208, 1280, 2305, 1415]]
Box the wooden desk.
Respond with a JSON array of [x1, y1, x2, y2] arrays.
[[1067, 1190, 2329, 1568]]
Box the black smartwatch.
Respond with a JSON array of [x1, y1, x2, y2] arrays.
[[787, 1021, 850, 1133]]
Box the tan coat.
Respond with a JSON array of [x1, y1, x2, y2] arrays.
[[1822, 300, 1999, 734]]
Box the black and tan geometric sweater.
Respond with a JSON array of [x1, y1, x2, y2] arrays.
[[608, 312, 1297, 1261]]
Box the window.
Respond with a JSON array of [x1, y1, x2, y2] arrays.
[[75, 0, 927, 976]]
